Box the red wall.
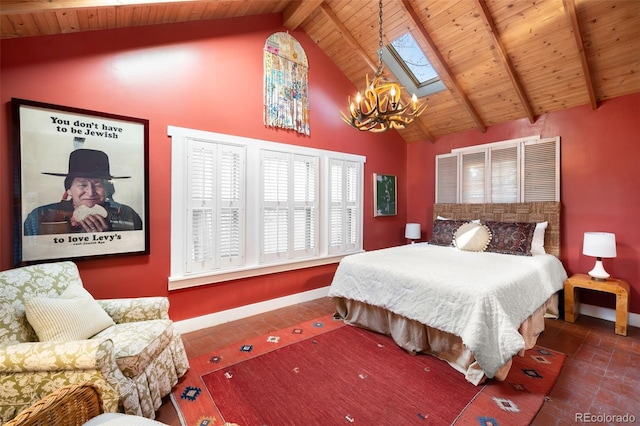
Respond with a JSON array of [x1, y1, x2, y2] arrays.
[[2, 14, 638, 320], [0, 15, 408, 321], [407, 93, 640, 314]]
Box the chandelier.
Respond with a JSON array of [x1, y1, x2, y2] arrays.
[[340, 0, 426, 132]]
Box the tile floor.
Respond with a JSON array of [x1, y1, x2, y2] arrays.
[[156, 298, 639, 425]]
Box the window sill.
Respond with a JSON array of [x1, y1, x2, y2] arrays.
[[168, 252, 361, 290]]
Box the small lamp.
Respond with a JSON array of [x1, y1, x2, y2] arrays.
[[405, 223, 421, 244], [582, 232, 617, 281]]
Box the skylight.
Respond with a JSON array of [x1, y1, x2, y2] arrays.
[[382, 32, 445, 97]]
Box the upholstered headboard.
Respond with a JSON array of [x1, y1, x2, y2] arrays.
[[433, 202, 561, 258]]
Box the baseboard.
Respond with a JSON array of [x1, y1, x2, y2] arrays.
[[174, 286, 331, 334], [578, 303, 640, 329], [174, 290, 639, 335]]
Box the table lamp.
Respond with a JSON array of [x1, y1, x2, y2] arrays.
[[405, 223, 421, 244], [582, 232, 617, 281]]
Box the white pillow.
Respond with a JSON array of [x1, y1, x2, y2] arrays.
[[25, 285, 115, 342], [453, 222, 492, 252], [437, 215, 480, 224], [531, 221, 548, 255]]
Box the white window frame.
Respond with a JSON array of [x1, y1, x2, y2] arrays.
[[168, 126, 365, 290], [436, 135, 560, 203]]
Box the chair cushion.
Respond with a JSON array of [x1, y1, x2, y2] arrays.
[[92, 319, 174, 378], [24, 285, 115, 342]]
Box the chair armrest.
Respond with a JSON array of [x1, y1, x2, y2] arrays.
[[97, 297, 169, 323], [0, 340, 115, 373], [4, 383, 103, 426], [0, 341, 128, 422]]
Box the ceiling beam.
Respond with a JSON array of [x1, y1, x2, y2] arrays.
[[411, 114, 435, 142], [474, 0, 535, 124], [317, 2, 378, 73], [399, 0, 486, 133], [282, 0, 323, 31], [563, 0, 598, 110]]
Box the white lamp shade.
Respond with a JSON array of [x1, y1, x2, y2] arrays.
[[405, 223, 421, 240], [582, 232, 617, 258]]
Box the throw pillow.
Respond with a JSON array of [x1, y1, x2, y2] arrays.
[[454, 222, 492, 252], [483, 221, 537, 256], [531, 221, 548, 255], [25, 285, 115, 342], [428, 219, 468, 246]]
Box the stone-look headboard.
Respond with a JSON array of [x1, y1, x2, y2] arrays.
[[433, 202, 561, 258]]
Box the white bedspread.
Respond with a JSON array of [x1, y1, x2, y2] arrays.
[[328, 243, 568, 377]]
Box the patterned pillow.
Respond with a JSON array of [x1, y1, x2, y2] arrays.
[[429, 219, 468, 246], [454, 222, 492, 252], [484, 221, 537, 256], [25, 285, 115, 342]]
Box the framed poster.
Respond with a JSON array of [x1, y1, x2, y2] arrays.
[[373, 173, 397, 217], [12, 98, 149, 265]]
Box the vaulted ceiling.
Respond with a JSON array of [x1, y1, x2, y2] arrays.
[[2, 0, 639, 142]]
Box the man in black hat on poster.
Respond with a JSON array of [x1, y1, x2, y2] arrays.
[[24, 149, 143, 235]]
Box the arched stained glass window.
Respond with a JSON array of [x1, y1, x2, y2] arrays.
[[263, 32, 310, 135]]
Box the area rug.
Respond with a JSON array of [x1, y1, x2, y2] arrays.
[[172, 314, 564, 426]]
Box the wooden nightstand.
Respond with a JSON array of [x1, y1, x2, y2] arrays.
[[564, 273, 630, 336]]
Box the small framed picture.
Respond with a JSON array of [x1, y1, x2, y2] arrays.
[[373, 173, 397, 217], [12, 98, 149, 265]]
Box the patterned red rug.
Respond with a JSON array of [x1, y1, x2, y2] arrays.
[[172, 314, 564, 426]]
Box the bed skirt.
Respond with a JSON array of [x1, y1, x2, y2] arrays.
[[332, 293, 559, 385]]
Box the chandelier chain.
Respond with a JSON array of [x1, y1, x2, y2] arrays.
[[376, 0, 384, 77]]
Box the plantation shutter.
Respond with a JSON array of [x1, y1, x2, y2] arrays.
[[345, 161, 359, 250], [490, 145, 518, 203], [186, 140, 245, 274], [329, 159, 343, 253], [186, 140, 216, 273], [293, 154, 319, 257], [218, 144, 245, 266], [329, 159, 360, 254], [461, 151, 486, 203], [523, 137, 560, 202], [261, 151, 290, 262], [169, 125, 366, 285], [435, 153, 458, 203]]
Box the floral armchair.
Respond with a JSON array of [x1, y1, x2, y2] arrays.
[[0, 261, 190, 422]]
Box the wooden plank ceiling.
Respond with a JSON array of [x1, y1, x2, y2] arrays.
[[2, 0, 639, 142]]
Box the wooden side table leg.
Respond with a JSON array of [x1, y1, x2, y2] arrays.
[[564, 283, 578, 323], [615, 287, 629, 336]]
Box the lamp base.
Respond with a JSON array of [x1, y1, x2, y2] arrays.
[[588, 258, 610, 281]]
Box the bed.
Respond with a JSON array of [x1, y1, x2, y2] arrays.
[[328, 202, 567, 385]]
